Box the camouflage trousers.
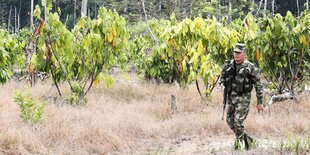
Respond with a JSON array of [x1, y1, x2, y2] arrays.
[[226, 101, 250, 139]]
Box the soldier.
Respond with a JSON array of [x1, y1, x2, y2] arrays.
[[220, 43, 264, 150]]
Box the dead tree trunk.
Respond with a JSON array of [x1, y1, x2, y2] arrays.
[[18, 0, 22, 32], [272, 0, 275, 17], [94, 1, 97, 18], [14, 7, 17, 33], [8, 5, 12, 32], [30, 0, 34, 29], [264, 0, 268, 18], [256, 0, 263, 16], [0, 1, 1, 25], [81, 0, 88, 17], [296, 0, 300, 17], [141, 0, 159, 46], [189, 0, 193, 19], [74, 0, 77, 23], [229, 0, 232, 22]]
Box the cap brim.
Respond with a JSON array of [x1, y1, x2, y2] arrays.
[[234, 49, 244, 53]]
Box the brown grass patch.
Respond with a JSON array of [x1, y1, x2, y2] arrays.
[[1, 74, 310, 154]]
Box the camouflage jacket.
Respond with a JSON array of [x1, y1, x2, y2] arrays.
[[220, 60, 263, 105]]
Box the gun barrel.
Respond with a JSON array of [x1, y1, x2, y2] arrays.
[[222, 87, 227, 121]]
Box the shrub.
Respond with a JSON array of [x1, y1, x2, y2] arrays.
[[14, 89, 46, 124]]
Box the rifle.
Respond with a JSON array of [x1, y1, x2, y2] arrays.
[[221, 60, 236, 120]]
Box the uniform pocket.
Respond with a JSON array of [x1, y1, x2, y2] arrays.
[[236, 83, 243, 93], [244, 84, 253, 92], [235, 76, 244, 93]]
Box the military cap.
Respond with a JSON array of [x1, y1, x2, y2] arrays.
[[234, 43, 246, 53]]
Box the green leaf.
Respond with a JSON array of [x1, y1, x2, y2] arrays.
[[197, 39, 203, 55], [278, 40, 284, 49], [176, 54, 182, 61], [34, 5, 41, 19], [263, 44, 269, 53], [57, 7, 61, 14], [41, 0, 47, 6], [30, 54, 37, 67], [79, 19, 85, 28]]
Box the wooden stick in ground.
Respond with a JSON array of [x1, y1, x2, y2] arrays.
[[171, 94, 177, 113]]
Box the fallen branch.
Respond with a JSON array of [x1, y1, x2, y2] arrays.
[[267, 92, 295, 109]]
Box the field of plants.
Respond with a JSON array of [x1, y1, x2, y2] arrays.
[[0, 1, 310, 154]]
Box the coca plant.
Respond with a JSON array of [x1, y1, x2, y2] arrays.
[[162, 17, 239, 96], [138, 17, 239, 96], [70, 7, 129, 104], [0, 29, 26, 84], [256, 12, 310, 94], [128, 18, 174, 82], [34, 3, 129, 104]]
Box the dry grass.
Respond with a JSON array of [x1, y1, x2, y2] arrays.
[[1, 73, 310, 154]]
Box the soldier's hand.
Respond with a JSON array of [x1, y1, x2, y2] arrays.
[[256, 104, 264, 113]]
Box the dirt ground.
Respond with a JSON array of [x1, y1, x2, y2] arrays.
[[126, 135, 280, 155]]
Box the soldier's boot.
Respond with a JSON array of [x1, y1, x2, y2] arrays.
[[244, 134, 255, 150]]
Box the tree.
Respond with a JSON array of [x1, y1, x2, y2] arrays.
[[0, 29, 26, 84], [264, 0, 268, 17], [31, 0, 34, 29], [256, 0, 263, 16], [73, 0, 77, 24], [253, 12, 309, 94], [32, 5, 129, 104], [17, 0, 22, 31], [81, 0, 88, 17], [272, 0, 275, 16], [297, 0, 300, 17], [8, 5, 12, 32], [141, 0, 158, 46], [229, 0, 232, 21]]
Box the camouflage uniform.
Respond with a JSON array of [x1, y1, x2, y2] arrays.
[[220, 49, 264, 149]]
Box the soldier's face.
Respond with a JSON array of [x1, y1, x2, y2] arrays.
[[234, 51, 246, 64]]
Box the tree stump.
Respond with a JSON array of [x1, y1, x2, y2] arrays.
[[171, 94, 177, 113]]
